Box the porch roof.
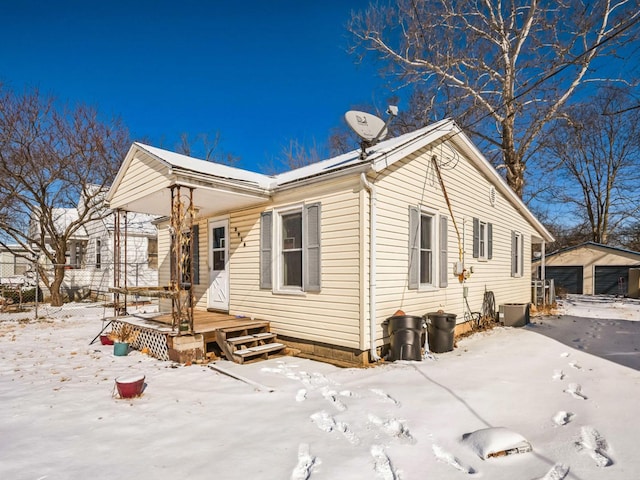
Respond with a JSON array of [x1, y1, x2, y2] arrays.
[[106, 143, 272, 217]]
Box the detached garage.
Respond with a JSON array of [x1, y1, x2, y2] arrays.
[[534, 242, 640, 296]]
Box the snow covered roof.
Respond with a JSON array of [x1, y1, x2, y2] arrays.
[[51, 208, 89, 239], [134, 143, 275, 189], [103, 211, 158, 236], [108, 119, 553, 242], [539, 241, 640, 260]]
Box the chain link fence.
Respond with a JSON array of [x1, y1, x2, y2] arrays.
[[0, 258, 159, 320]]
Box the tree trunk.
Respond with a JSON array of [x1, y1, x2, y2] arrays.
[[502, 117, 525, 198], [49, 264, 66, 307]]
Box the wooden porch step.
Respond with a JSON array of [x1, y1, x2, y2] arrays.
[[218, 322, 270, 335], [214, 321, 284, 364], [233, 343, 285, 364], [227, 333, 277, 345]]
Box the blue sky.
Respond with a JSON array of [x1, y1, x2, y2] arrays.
[[1, 0, 394, 172]]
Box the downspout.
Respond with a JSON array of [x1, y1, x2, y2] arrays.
[[360, 173, 380, 361]]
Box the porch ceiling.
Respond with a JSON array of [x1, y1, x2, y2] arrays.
[[113, 181, 270, 218]]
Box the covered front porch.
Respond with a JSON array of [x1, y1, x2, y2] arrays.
[[105, 142, 272, 333]]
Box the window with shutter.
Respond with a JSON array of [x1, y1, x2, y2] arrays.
[[473, 217, 491, 260], [262, 204, 322, 293], [409, 206, 445, 289]]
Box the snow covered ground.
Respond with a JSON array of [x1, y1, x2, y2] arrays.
[[1, 295, 640, 479]]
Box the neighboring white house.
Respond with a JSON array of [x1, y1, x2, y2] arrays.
[[0, 244, 32, 279], [106, 118, 554, 364], [31, 193, 159, 300]]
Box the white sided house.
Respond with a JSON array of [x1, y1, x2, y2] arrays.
[[107, 119, 553, 365], [32, 201, 158, 300]]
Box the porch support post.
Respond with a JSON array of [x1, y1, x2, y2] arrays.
[[170, 185, 180, 330], [169, 184, 195, 334], [188, 187, 195, 333], [541, 241, 546, 307], [113, 209, 121, 316]]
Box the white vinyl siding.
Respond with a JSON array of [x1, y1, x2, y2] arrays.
[[108, 152, 171, 210], [233, 178, 361, 348], [374, 140, 534, 332]]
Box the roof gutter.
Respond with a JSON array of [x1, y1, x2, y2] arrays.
[[360, 172, 380, 362]]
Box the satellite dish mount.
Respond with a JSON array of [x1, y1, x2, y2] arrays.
[[345, 106, 399, 159]]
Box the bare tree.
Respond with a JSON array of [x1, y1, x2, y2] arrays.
[[0, 85, 129, 306], [543, 86, 640, 244], [348, 0, 640, 197], [176, 131, 240, 165]]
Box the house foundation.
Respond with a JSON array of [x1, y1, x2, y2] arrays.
[[278, 335, 373, 367]]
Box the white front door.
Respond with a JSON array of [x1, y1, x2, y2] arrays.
[[208, 219, 229, 311]]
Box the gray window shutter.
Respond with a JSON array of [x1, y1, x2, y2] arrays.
[[472, 217, 479, 258], [488, 223, 493, 259], [439, 216, 448, 288], [511, 230, 517, 277], [303, 203, 321, 292], [192, 224, 200, 284], [260, 211, 272, 290], [520, 235, 524, 276], [409, 206, 420, 289]]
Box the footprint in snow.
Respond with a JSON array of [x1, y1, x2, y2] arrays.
[[569, 361, 582, 370], [370, 445, 398, 480], [564, 383, 587, 400], [432, 444, 475, 474], [311, 411, 336, 433], [575, 426, 613, 467], [296, 389, 307, 402], [310, 411, 359, 444], [291, 443, 319, 480], [552, 369, 565, 381], [533, 463, 569, 480], [336, 420, 360, 445], [368, 414, 415, 444], [560, 352, 570, 358], [370, 388, 401, 406], [321, 386, 347, 411], [339, 389, 359, 398], [552, 411, 574, 426]]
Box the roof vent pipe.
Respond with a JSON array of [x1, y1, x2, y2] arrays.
[[360, 173, 380, 362]]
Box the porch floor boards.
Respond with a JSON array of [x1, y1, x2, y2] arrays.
[[120, 310, 268, 335]]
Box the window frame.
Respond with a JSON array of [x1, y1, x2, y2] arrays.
[[277, 206, 303, 291], [419, 210, 436, 287], [479, 221, 487, 259], [472, 217, 493, 261], [409, 206, 446, 290], [512, 230, 524, 277], [95, 238, 102, 270]]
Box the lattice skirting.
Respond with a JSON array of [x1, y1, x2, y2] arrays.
[[112, 320, 170, 361]]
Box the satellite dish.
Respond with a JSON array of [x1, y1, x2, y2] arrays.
[[345, 110, 388, 142], [345, 106, 398, 159]]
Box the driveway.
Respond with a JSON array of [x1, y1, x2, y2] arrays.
[[529, 295, 640, 371]]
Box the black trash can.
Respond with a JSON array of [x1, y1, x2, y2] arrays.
[[425, 312, 457, 353], [386, 315, 425, 361]]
